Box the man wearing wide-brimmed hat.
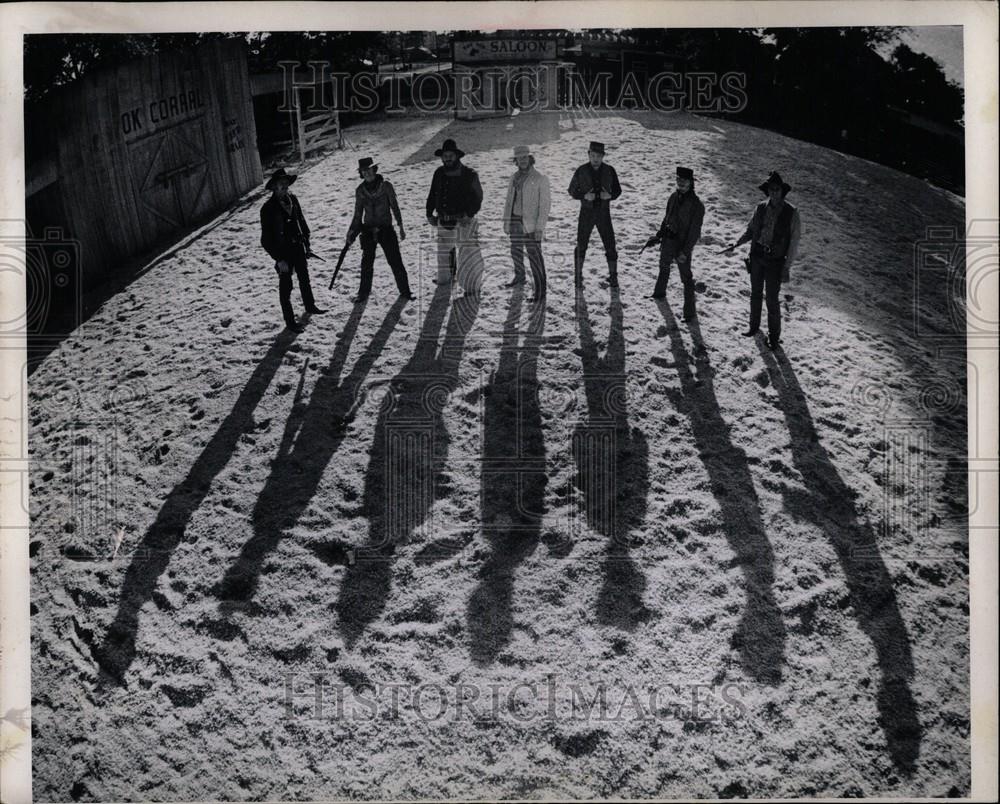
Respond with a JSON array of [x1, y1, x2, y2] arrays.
[[502, 145, 551, 302], [425, 137, 485, 298], [730, 171, 801, 349], [568, 141, 622, 288], [346, 157, 414, 302], [260, 167, 325, 333], [645, 166, 705, 320]]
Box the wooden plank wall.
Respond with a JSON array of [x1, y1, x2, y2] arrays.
[[48, 39, 263, 286]]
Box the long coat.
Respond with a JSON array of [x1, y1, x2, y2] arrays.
[[657, 190, 705, 258], [260, 193, 310, 262], [502, 168, 552, 236]]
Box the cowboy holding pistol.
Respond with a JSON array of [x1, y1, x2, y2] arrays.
[[260, 168, 325, 333], [645, 165, 705, 320], [728, 171, 801, 349]]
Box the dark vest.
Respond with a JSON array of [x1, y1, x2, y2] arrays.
[[751, 200, 795, 260]]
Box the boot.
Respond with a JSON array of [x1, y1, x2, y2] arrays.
[[608, 259, 619, 289]]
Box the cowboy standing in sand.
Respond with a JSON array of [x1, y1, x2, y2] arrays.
[[729, 171, 801, 349], [260, 168, 326, 333], [645, 166, 705, 321], [425, 138, 485, 299], [568, 141, 622, 289], [502, 145, 551, 303], [347, 157, 414, 303]]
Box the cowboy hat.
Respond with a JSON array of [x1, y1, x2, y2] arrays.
[[265, 167, 297, 190], [676, 166, 694, 181], [358, 156, 379, 174], [434, 138, 465, 158], [759, 171, 791, 196]]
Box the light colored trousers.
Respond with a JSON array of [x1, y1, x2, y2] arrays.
[[436, 216, 485, 293]]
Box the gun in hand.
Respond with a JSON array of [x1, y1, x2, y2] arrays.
[[638, 235, 660, 256]]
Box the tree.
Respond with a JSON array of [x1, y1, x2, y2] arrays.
[[891, 43, 963, 125]]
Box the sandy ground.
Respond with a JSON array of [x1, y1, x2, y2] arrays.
[[28, 109, 969, 800]]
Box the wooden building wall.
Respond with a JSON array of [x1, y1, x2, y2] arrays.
[[40, 39, 263, 285]]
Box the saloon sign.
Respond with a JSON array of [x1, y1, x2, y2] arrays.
[[453, 39, 558, 63]]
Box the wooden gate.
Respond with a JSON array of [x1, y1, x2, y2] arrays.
[[293, 85, 342, 161]]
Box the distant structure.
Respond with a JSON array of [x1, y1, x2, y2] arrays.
[[451, 34, 575, 119], [564, 30, 685, 107]]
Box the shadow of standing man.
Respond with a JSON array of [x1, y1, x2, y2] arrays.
[[468, 285, 547, 665], [657, 300, 787, 684], [758, 342, 920, 773], [573, 289, 651, 630], [336, 286, 481, 647], [94, 328, 301, 684], [214, 297, 406, 609]]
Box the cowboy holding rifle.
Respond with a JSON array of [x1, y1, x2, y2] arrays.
[[260, 168, 326, 333], [346, 157, 414, 303]]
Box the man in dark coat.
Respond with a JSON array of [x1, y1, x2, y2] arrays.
[[568, 141, 622, 288], [731, 171, 801, 349], [260, 168, 325, 332], [425, 138, 485, 298], [347, 157, 414, 302], [645, 166, 705, 320]]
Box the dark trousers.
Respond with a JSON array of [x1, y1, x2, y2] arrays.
[[510, 216, 546, 296], [749, 254, 784, 339], [360, 227, 411, 298], [653, 239, 695, 317], [575, 204, 618, 282], [277, 247, 316, 325]]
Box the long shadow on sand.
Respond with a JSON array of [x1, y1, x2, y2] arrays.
[[213, 298, 407, 608], [573, 289, 651, 630], [657, 300, 786, 685], [336, 286, 480, 647], [95, 327, 302, 682], [758, 342, 920, 773], [467, 287, 546, 665]]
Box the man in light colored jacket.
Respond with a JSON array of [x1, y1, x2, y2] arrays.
[[502, 145, 551, 302]]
